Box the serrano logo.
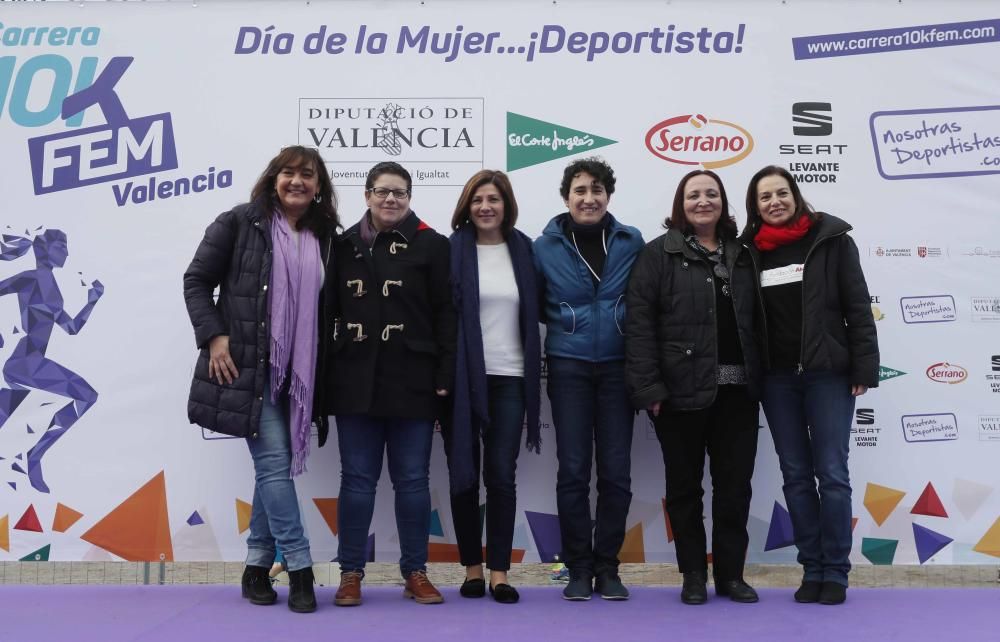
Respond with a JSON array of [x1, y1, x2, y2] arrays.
[[645, 114, 754, 169], [925, 362, 968, 384]]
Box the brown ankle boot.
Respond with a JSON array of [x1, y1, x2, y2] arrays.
[[334, 570, 363, 606], [403, 570, 443, 604]]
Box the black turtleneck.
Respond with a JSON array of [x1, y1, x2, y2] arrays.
[[565, 215, 608, 287]]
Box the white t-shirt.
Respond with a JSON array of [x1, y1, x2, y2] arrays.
[[477, 243, 524, 376]]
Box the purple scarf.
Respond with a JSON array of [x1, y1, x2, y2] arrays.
[[269, 210, 322, 476]]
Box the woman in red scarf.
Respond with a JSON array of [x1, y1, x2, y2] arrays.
[[742, 166, 878, 606]]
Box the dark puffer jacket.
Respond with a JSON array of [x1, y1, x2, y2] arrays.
[[625, 229, 764, 411], [742, 213, 879, 387], [183, 201, 334, 443], [326, 211, 457, 419]]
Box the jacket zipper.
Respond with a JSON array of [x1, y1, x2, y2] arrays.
[[796, 229, 848, 374]]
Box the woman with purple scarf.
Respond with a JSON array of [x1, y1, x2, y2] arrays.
[[184, 146, 338, 613], [440, 170, 541, 604]]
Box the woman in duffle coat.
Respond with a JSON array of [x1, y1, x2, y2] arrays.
[[625, 169, 764, 605], [184, 145, 338, 613]]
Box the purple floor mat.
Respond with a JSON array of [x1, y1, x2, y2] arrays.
[[2, 586, 994, 642]]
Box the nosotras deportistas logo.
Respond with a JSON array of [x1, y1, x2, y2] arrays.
[[506, 112, 616, 171]]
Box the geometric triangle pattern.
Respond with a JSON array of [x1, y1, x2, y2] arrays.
[[972, 516, 1000, 559], [14, 505, 43, 532], [52, 503, 84, 533], [524, 510, 561, 563], [912, 523, 953, 564], [20, 544, 51, 562], [0, 514, 8, 552], [764, 501, 795, 551], [80, 471, 174, 561], [186, 511, 204, 527], [235, 498, 252, 535], [312, 498, 338, 536], [861, 537, 898, 565], [661, 498, 674, 543], [864, 483, 906, 526], [429, 509, 444, 538], [618, 522, 645, 563], [952, 478, 993, 521], [911, 482, 948, 518]]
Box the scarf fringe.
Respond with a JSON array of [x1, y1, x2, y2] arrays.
[[269, 336, 288, 402], [287, 369, 313, 477]]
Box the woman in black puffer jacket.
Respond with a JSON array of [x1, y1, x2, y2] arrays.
[[626, 169, 764, 606], [743, 165, 878, 607], [183, 146, 338, 613]]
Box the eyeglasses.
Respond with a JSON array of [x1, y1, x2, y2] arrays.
[[368, 187, 410, 200]]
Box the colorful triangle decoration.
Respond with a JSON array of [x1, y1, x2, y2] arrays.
[[186, 511, 204, 526], [427, 542, 461, 563], [661, 498, 674, 543], [912, 523, 952, 563], [972, 517, 1000, 558], [429, 509, 444, 538], [20, 544, 50, 562], [525, 511, 561, 563], [953, 478, 993, 521], [312, 498, 338, 536], [911, 482, 948, 518], [864, 483, 906, 526], [80, 471, 174, 561], [14, 505, 43, 532], [0, 515, 8, 552], [861, 537, 898, 565], [619, 522, 645, 563], [479, 503, 486, 539], [235, 499, 252, 534], [851, 517, 859, 532], [52, 503, 84, 533], [765, 502, 795, 551]]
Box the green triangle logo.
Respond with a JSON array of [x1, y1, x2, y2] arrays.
[[506, 112, 617, 171], [20, 544, 51, 562], [878, 365, 907, 382]]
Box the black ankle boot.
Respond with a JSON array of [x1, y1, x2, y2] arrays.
[[287, 567, 317, 613], [241, 565, 277, 605], [681, 570, 708, 605]]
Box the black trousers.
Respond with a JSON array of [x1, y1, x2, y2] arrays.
[[653, 384, 759, 581], [440, 376, 524, 571]]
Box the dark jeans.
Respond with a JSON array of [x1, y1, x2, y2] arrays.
[[441, 375, 524, 571], [653, 385, 759, 581], [547, 357, 634, 575], [336, 414, 434, 578], [762, 370, 855, 587]]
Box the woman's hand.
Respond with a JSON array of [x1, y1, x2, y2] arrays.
[[648, 401, 662, 417], [209, 335, 240, 385], [851, 384, 868, 397]]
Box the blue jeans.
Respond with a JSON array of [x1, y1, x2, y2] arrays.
[[762, 370, 855, 586], [245, 383, 313, 572], [441, 375, 524, 570], [336, 414, 434, 577], [547, 357, 634, 575]]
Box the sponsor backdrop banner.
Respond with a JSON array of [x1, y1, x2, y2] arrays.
[[1, 1, 998, 567]]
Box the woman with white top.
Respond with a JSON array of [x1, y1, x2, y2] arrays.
[[441, 170, 542, 604]]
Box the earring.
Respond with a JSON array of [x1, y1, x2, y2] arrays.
[[314, 194, 323, 204]]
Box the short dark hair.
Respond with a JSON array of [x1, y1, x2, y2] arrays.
[[450, 170, 519, 233], [365, 161, 412, 194], [250, 146, 339, 236], [744, 165, 817, 229], [559, 157, 616, 200], [665, 169, 738, 240]]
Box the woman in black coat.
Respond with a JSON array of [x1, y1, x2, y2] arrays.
[[744, 165, 878, 606], [183, 146, 338, 613], [626, 169, 763, 605]]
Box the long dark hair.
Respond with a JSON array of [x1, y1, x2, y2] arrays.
[[450, 170, 519, 233], [744, 165, 818, 231], [250, 146, 339, 236], [665, 169, 737, 240]]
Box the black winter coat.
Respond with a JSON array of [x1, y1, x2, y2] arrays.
[[742, 213, 879, 387], [625, 229, 764, 411], [183, 201, 334, 444], [327, 211, 457, 419]]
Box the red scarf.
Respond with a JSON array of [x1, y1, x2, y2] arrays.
[[754, 215, 813, 251]]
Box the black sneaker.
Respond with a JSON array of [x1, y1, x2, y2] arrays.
[[715, 579, 759, 603], [818, 581, 847, 605], [595, 571, 630, 600], [562, 570, 593, 601], [794, 580, 822, 603]]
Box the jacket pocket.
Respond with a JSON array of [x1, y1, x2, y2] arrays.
[[559, 302, 576, 334], [660, 341, 696, 399]]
